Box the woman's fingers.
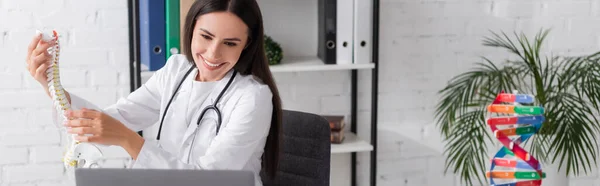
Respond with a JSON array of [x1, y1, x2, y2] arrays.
[[32, 39, 54, 58], [67, 126, 99, 135], [28, 40, 54, 75], [74, 135, 100, 143], [67, 125, 105, 143], [32, 54, 50, 80], [34, 63, 48, 81], [63, 109, 131, 146], [66, 108, 102, 120], [64, 119, 98, 127], [30, 50, 52, 76], [26, 33, 43, 62]]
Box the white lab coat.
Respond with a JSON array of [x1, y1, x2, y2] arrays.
[[56, 54, 273, 186]]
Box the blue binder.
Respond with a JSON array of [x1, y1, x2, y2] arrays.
[[139, 0, 166, 71]]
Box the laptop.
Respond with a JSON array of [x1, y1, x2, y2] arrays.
[[74, 168, 255, 186]]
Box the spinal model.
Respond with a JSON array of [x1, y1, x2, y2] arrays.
[[39, 30, 103, 170]]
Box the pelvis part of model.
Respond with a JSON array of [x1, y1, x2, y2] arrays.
[[39, 29, 103, 170]]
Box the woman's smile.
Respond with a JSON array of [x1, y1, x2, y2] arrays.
[[199, 54, 227, 71]]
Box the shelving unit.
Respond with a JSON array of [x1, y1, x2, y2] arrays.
[[331, 132, 374, 154], [140, 56, 375, 81], [140, 56, 376, 84], [127, 1, 379, 186], [269, 56, 375, 72]]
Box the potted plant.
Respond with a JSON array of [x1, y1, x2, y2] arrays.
[[264, 34, 283, 65], [434, 28, 600, 185]]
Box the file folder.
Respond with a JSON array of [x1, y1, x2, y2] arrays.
[[139, 0, 166, 71], [317, 0, 336, 64], [353, 0, 372, 64], [166, 0, 181, 60], [336, 0, 353, 65]]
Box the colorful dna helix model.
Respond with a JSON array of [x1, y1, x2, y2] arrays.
[[485, 91, 546, 186]]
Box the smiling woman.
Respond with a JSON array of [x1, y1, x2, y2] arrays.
[[24, 1, 282, 186], [188, 11, 250, 81]]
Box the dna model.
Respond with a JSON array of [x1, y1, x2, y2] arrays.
[[39, 30, 104, 171], [485, 91, 546, 186]]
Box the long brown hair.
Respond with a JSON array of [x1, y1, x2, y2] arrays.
[[182, 0, 282, 180]]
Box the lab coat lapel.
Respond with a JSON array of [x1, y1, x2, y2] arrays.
[[159, 68, 193, 153], [179, 70, 236, 153]]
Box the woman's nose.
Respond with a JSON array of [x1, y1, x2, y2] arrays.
[[204, 42, 222, 60]]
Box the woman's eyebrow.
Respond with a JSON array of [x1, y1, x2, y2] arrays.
[[200, 28, 242, 41]]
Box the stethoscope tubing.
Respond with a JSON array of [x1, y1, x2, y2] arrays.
[[156, 65, 236, 140]]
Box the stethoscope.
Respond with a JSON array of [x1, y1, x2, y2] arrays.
[[155, 65, 237, 142]]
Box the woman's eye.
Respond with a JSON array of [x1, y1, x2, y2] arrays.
[[224, 42, 237, 47], [201, 34, 212, 40]]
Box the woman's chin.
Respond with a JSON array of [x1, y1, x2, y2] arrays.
[[197, 64, 231, 81]]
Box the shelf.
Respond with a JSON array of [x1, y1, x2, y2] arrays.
[[331, 132, 373, 154], [130, 0, 379, 185], [140, 56, 375, 80], [270, 56, 375, 72]]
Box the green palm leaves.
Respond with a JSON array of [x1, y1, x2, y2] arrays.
[[434, 29, 600, 185]]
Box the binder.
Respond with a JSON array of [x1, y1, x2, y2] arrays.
[[353, 0, 372, 64], [139, 0, 166, 71], [180, 0, 196, 54], [166, 0, 181, 59], [317, 0, 336, 64], [336, 0, 353, 65]]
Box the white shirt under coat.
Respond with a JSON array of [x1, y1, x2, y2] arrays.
[[55, 54, 274, 186]]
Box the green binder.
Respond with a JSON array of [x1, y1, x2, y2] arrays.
[[166, 0, 180, 60]]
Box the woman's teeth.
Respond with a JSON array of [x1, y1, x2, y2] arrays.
[[204, 59, 222, 67]]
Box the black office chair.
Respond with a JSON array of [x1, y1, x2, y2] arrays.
[[261, 110, 331, 186]]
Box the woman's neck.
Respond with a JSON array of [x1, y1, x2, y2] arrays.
[[195, 74, 212, 82], [195, 70, 226, 82]]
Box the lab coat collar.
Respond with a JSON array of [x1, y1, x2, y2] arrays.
[[197, 68, 236, 109], [179, 69, 237, 152]]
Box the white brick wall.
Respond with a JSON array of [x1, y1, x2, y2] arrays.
[[2, 0, 599, 185], [267, 0, 600, 185], [0, 0, 131, 185], [372, 0, 600, 185]]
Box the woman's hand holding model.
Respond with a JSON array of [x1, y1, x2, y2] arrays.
[[63, 108, 144, 159], [25, 32, 55, 98], [25, 31, 144, 159]]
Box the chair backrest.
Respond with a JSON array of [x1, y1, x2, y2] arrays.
[[260, 110, 331, 186]]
